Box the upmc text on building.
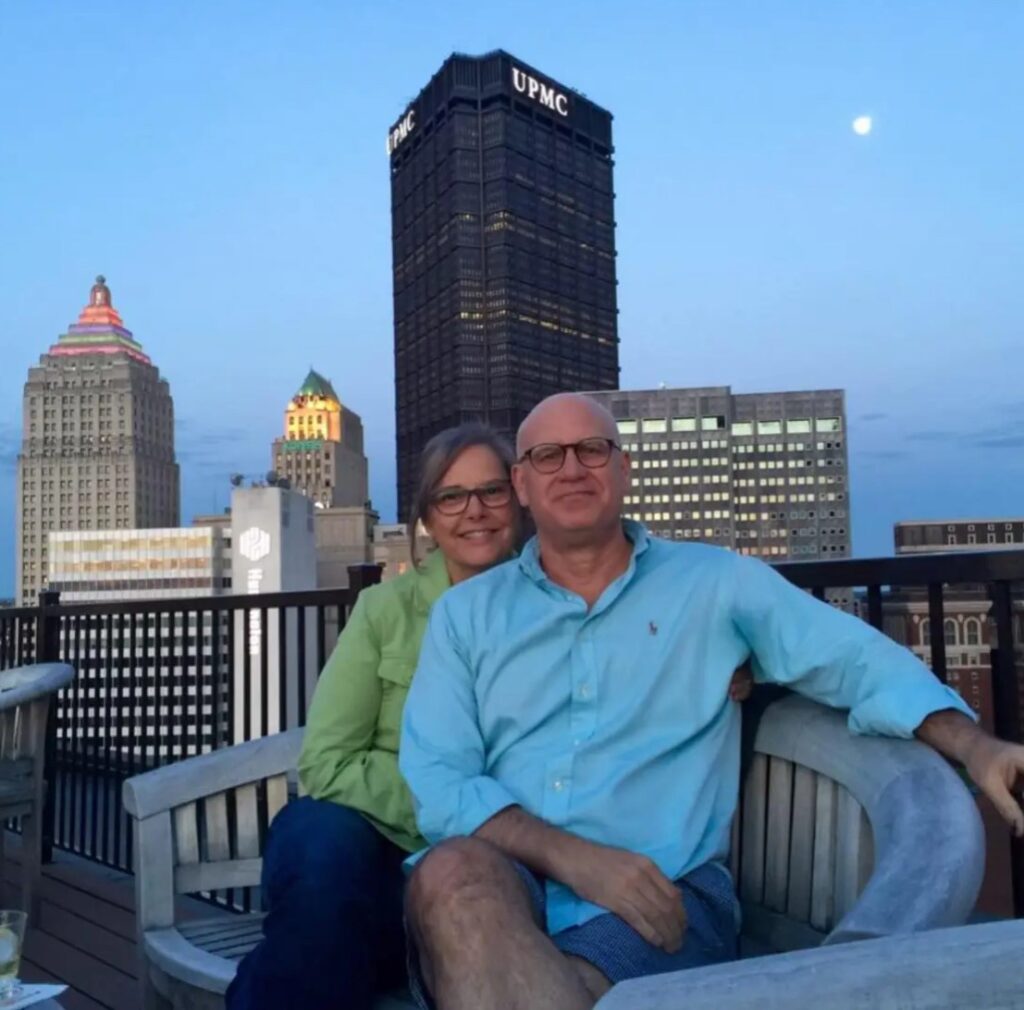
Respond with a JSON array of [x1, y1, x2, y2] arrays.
[[387, 50, 619, 518]]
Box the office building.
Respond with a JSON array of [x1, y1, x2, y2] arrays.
[[895, 518, 1024, 554], [196, 495, 376, 591], [585, 387, 850, 560], [48, 525, 232, 763], [16, 276, 179, 604], [314, 505, 378, 588], [271, 370, 368, 508], [879, 518, 1024, 731], [372, 522, 436, 581], [46, 486, 320, 761], [389, 50, 619, 518], [47, 526, 232, 602], [229, 486, 318, 741]]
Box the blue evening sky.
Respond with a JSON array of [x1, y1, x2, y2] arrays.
[[1, 1, 1022, 596]]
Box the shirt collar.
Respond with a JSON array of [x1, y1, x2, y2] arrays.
[[518, 519, 652, 588], [413, 548, 452, 614]]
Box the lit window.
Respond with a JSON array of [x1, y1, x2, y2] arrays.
[[816, 417, 842, 433], [617, 419, 638, 435], [701, 416, 725, 431], [731, 421, 753, 436], [786, 419, 812, 434], [642, 418, 668, 434], [757, 421, 782, 435], [671, 417, 696, 432]]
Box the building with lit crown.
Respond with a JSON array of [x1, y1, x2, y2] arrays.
[[389, 50, 620, 519], [271, 369, 368, 508], [16, 276, 179, 604]]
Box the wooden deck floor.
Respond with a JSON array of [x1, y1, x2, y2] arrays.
[[1, 831, 225, 1010]]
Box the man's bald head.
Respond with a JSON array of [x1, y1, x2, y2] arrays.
[[516, 393, 619, 457]]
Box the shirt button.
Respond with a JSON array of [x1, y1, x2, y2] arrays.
[[578, 684, 590, 699], [552, 779, 565, 792]]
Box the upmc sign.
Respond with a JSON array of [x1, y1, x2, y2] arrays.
[[387, 108, 415, 155], [512, 66, 569, 117]]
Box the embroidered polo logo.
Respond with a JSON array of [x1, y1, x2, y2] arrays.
[[649, 621, 658, 636]]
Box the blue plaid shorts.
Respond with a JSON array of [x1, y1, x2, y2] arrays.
[[408, 860, 738, 1008]]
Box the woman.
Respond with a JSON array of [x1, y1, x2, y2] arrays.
[[226, 423, 522, 1010], [227, 422, 753, 1010]]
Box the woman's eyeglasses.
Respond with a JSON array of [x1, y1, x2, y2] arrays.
[[518, 437, 620, 474], [429, 480, 513, 516]]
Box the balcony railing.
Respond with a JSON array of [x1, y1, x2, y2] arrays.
[[1, 551, 1021, 917]]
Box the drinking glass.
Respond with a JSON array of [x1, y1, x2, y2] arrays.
[[0, 910, 27, 1002]]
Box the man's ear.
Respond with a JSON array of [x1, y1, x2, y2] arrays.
[[511, 462, 530, 507]]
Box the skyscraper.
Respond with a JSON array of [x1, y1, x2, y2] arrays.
[[585, 386, 851, 561], [271, 369, 368, 508], [389, 50, 619, 519], [16, 276, 179, 604]]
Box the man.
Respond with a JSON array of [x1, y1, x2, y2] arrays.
[[399, 393, 1024, 1010]]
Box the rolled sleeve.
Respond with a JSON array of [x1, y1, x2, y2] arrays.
[[400, 594, 518, 843], [731, 554, 975, 738]]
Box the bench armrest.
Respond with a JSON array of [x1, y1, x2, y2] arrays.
[[123, 728, 304, 820], [755, 696, 985, 941]]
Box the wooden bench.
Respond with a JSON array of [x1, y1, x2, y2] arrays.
[[123, 696, 986, 1009]]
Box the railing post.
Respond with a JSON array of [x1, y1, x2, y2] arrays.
[[988, 581, 1024, 918], [35, 590, 61, 864], [347, 563, 384, 596]]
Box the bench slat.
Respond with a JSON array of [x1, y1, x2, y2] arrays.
[[809, 775, 837, 932], [204, 793, 231, 863], [235, 784, 260, 860], [764, 757, 793, 913], [740, 753, 768, 905], [176, 858, 262, 895], [786, 764, 816, 922], [174, 803, 200, 866]]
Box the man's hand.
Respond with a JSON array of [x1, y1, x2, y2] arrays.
[[963, 735, 1024, 838], [729, 662, 754, 702], [476, 806, 687, 952], [916, 709, 1024, 837], [560, 842, 687, 953]]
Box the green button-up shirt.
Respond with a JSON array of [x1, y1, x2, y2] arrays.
[[298, 549, 450, 852]]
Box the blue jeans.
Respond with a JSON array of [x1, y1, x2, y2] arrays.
[[226, 797, 407, 1010]]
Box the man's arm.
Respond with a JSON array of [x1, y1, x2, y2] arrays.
[[916, 710, 1024, 837], [400, 597, 686, 952], [730, 554, 1024, 834], [475, 806, 686, 952]]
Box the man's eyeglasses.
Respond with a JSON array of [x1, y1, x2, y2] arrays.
[[429, 480, 513, 516], [518, 437, 620, 474]]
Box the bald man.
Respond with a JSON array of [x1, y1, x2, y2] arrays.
[[399, 393, 1024, 1010]]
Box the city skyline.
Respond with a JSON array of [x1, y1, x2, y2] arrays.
[[2, 3, 1023, 596]]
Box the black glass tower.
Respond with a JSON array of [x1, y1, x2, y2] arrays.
[[389, 50, 619, 519]]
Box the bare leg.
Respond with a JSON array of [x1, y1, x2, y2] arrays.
[[566, 956, 612, 1002], [406, 837, 597, 1010]]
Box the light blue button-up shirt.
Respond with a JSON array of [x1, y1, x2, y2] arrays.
[[400, 522, 972, 935]]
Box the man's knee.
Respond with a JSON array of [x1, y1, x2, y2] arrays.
[[406, 836, 519, 928]]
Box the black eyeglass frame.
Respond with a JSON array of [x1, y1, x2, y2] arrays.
[[517, 437, 622, 474], [428, 479, 514, 516]]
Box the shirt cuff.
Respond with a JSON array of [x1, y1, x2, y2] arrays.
[[412, 774, 520, 845], [453, 775, 520, 837], [849, 682, 977, 739]]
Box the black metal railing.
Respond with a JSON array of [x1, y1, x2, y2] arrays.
[[0, 564, 381, 874], [1, 551, 1022, 916]]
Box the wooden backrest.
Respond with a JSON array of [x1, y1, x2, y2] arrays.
[[732, 752, 874, 951], [170, 773, 291, 897]]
